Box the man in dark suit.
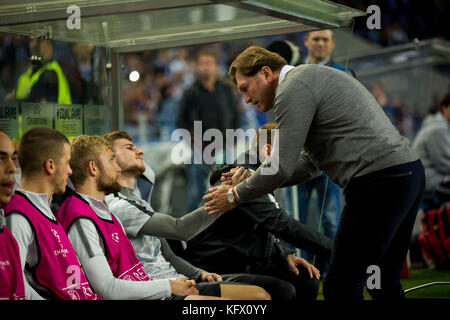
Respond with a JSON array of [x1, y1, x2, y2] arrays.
[[303, 29, 356, 77]]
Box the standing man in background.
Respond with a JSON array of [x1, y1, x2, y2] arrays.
[[15, 38, 71, 104], [303, 29, 355, 77], [176, 49, 240, 212]]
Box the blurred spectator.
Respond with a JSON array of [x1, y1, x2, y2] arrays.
[[15, 38, 71, 104], [169, 48, 194, 101], [412, 93, 450, 203], [123, 54, 155, 124], [67, 43, 100, 105], [176, 49, 240, 211], [371, 81, 399, 127]]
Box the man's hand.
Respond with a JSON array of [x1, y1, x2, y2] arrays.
[[221, 167, 251, 187], [203, 184, 237, 215], [286, 254, 320, 280], [169, 277, 199, 296], [199, 271, 223, 282]]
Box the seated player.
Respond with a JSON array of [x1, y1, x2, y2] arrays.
[[102, 131, 296, 300], [4, 127, 100, 300], [57, 134, 271, 300], [0, 128, 25, 300], [185, 123, 330, 300]]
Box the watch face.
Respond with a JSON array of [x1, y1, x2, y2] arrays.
[[227, 189, 235, 204]]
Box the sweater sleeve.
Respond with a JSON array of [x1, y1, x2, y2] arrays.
[[106, 194, 223, 241], [236, 79, 317, 201], [139, 207, 223, 241]]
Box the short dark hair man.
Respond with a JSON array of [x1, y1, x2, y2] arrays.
[[4, 127, 99, 300]]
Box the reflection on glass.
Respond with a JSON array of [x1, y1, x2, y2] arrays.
[[0, 33, 111, 137]]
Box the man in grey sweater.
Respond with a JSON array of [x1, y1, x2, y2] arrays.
[[204, 46, 425, 300]]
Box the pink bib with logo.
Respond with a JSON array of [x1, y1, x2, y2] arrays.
[[0, 223, 26, 300], [56, 193, 151, 282], [4, 193, 101, 300]]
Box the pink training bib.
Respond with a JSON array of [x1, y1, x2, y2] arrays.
[[3, 192, 101, 300], [56, 193, 151, 282], [0, 224, 26, 300]]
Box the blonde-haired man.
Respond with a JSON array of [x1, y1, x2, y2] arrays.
[[102, 130, 295, 300], [56, 135, 270, 300]]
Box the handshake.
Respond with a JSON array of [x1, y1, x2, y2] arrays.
[[203, 166, 252, 215], [219, 166, 252, 187]]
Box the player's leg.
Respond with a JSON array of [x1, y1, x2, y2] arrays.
[[219, 284, 271, 300]]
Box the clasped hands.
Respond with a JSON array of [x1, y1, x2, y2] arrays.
[[203, 167, 251, 215], [169, 271, 223, 296]]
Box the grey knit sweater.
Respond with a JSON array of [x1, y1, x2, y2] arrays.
[[236, 64, 418, 201]]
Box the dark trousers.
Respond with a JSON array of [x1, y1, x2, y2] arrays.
[[323, 160, 425, 300], [251, 249, 320, 301], [220, 273, 297, 301]]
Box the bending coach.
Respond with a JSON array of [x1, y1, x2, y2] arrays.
[[203, 46, 425, 301]]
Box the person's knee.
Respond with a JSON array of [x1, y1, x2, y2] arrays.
[[295, 277, 319, 300], [284, 282, 297, 301], [272, 280, 296, 301]]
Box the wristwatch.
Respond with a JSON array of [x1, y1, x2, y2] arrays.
[[227, 188, 237, 204]]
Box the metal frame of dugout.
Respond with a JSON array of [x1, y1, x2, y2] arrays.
[[0, 0, 364, 134], [1, 1, 450, 298]]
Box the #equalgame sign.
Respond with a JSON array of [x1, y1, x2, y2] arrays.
[[0, 102, 19, 140], [55, 104, 83, 138]]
